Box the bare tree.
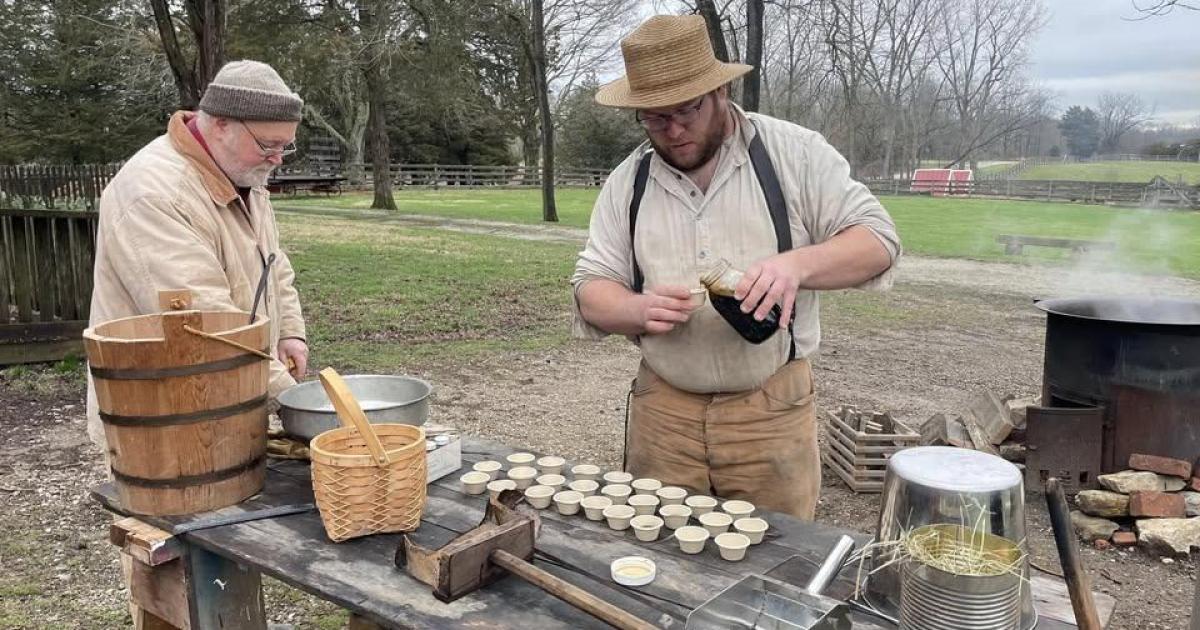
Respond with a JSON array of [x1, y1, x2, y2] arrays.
[[531, 0, 558, 221], [935, 0, 1045, 169], [1097, 91, 1152, 152], [358, 0, 396, 210], [149, 0, 226, 109], [1130, 0, 1199, 18], [743, 0, 764, 110], [696, 0, 732, 61]]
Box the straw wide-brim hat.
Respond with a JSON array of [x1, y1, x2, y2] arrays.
[[596, 15, 753, 110]]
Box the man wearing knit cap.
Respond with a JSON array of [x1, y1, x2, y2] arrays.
[[572, 16, 901, 519], [87, 60, 309, 451]]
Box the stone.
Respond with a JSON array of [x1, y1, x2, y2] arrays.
[[1129, 453, 1192, 480], [998, 443, 1026, 464], [1136, 518, 1200, 557], [1189, 477, 1200, 492], [1097, 470, 1163, 494], [1075, 490, 1130, 518], [1112, 531, 1137, 546], [1130, 491, 1186, 518], [1093, 539, 1112, 551], [1161, 475, 1187, 492], [1184, 492, 1200, 517], [1070, 511, 1119, 542]]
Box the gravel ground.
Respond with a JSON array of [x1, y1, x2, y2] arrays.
[[2, 253, 1198, 628]]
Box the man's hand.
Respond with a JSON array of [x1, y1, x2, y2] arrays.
[[735, 250, 806, 328], [637, 286, 699, 335], [277, 337, 309, 379]]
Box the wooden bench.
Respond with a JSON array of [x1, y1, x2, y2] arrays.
[[996, 234, 1116, 256]]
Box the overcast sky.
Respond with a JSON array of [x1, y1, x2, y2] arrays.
[[1031, 0, 1200, 125]]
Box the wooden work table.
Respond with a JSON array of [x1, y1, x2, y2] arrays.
[[92, 437, 1111, 629]]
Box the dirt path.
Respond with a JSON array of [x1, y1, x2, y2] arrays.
[[4, 211, 1197, 628]]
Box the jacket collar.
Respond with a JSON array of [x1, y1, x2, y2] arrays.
[[167, 111, 239, 207]]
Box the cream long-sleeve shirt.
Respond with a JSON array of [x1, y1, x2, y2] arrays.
[[571, 106, 900, 393]]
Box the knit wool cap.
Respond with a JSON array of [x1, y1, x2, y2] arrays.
[[199, 60, 303, 122]]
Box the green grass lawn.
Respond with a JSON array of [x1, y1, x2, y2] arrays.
[[279, 212, 577, 372], [277, 188, 1200, 278], [1019, 160, 1200, 184]]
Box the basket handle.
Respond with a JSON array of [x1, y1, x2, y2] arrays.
[[319, 367, 391, 466]]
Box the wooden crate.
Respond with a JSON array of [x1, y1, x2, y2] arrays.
[[821, 407, 919, 493]]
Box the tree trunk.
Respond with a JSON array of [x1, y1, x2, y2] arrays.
[[359, 0, 395, 210], [743, 0, 763, 112], [695, 0, 730, 63], [530, 0, 557, 222]]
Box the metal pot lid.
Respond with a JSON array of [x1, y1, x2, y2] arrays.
[[1035, 296, 1200, 326], [889, 446, 1022, 493]]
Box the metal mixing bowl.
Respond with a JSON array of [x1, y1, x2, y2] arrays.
[[865, 446, 1035, 629], [277, 375, 432, 441]]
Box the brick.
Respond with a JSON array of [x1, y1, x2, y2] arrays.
[[1189, 477, 1200, 492], [1130, 491, 1186, 518], [1112, 531, 1137, 546], [1129, 453, 1193, 480]]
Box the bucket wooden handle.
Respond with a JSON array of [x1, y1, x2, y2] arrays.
[[319, 367, 391, 467]]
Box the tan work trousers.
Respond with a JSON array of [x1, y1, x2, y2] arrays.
[[626, 359, 820, 520]]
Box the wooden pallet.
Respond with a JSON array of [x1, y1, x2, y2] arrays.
[[821, 407, 919, 493]]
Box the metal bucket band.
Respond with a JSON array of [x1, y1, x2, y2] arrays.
[[100, 394, 268, 427], [90, 351, 267, 381], [111, 455, 265, 489]]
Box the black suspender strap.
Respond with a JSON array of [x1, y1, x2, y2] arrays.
[[629, 151, 654, 294], [747, 133, 793, 253], [627, 123, 796, 359]]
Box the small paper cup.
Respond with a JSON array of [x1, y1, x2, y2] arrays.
[[553, 490, 584, 515], [603, 471, 633, 485], [659, 504, 693, 530], [656, 486, 688, 506], [506, 452, 536, 467], [715, 532, 751, 561], [699, 511, 733, 537], [734, 517, 769, 544], [472, 460, 503, 480], [581, 495, 613, 521], [524, 485, 554, 509], [688, 287, 707, 307], [536, 474, 566, 491], [507, 466, 539, 489], [631, 478, 662, 496], [722, 500, 756, 519], [601, 484, 633, 505], [685, 495, 718, 515], [535, 455, 565, 475], [603, 504, 636, 531], [571, 464, 602, 481], [628, 494, 661, 516], [460, 471, 490, 495], [631, 515, 664, 542], [487, 479, 517, 499], [568, 479, 599, 496], [674, 526, 710, 554]]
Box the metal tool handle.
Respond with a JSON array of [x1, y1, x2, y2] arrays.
[[805, 535, 856, 596], [1046, 477, 1102, 630], [491, 549, 656, 630]]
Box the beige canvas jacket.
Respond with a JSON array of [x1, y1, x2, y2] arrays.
[[85, 111, 305, 447], [572, 107, 900, 394]]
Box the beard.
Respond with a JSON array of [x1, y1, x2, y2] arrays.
[[228, 164, 275, 188], [648, 108, 728, 172]]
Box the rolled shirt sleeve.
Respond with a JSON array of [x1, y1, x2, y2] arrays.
[[569, 152, 643, 340], [798, 132, 902, 290]]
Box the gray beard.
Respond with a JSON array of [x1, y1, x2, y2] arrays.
[[230, 166, 274, 188]]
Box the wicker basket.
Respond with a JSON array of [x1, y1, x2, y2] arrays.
[[310, 423, 428, 542]]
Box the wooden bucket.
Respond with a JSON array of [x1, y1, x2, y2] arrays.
[[84, 292, 270, 515]]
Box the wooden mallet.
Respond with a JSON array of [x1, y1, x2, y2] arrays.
[[396, 491, 655, 630]]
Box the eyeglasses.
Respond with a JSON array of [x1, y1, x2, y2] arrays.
[[636, 94, 708, 132], [240, 121, 297, 157]]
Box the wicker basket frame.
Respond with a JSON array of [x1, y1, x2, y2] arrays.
[[310, 423, 427, 542]]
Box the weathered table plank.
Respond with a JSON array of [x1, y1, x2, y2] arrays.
[[92, 437, 1102, 629]]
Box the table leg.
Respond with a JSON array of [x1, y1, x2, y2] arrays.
[[185, 544, 267, 630]]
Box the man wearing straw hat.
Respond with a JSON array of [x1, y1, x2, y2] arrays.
[[571, 15, 901, 519], [87, 60, 309, 450]]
